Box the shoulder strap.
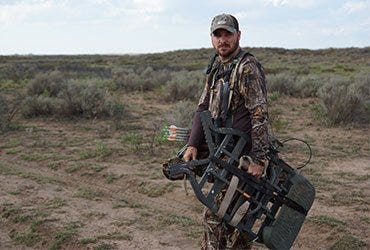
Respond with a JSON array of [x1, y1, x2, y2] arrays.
[[206, 53, 218, 75], [227, 50, 249, 110], [205, 50, 251, 127], [222, 50, 248, 127]]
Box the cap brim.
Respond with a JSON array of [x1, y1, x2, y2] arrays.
[[211, 25, 236, 34]]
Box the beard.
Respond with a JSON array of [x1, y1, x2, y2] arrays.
[[216, 40, 239, 58]]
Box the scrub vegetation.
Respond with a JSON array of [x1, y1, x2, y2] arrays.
[[0, 47, 369, 249]]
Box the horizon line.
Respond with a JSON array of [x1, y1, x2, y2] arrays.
[[1, 45, 369, 57]]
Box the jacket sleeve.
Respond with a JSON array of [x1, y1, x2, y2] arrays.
[[240, 60, 270, 164], [187, 80, 210, 148]]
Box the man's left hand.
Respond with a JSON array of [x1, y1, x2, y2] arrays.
[[247, 163, 264, 179]]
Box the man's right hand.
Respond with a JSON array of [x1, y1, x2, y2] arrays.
[[183, 146, 198, 162]]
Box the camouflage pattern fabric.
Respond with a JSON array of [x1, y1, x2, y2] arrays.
[[200, 189, 252, 250], [199, 51, 270, 164], [197, 51, 270, 249]]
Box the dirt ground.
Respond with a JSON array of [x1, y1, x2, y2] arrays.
[[0, 92, 369, 250]]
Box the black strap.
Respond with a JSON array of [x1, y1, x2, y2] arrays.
[[206, 50, 251, 132], [206, 53, 218, 74], [221, 81, 230, 122]]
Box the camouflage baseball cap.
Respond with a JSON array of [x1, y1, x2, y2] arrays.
[[210, 14, 239, 34]]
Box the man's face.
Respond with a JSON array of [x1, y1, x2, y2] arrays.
[[211, 29, 241, 58]]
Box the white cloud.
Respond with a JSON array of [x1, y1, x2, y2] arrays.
[[0, 0, 53, 24], [132, 0, 166, 13], [103, 0, 166, 17], [1, 0, 369, 54], [234, 11, 263, 21], [339, 0, 370, 14], [360, 17, 370, 29], [263, 0, 317, 8], [98, 0, 168, 32], [264, 0, 288, 6], [171, 14, 194, 25], [0, 0, 168, 25]]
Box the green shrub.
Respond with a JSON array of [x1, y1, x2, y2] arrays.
[[56, 80, 84, 117], [0, 93, 10, 131], [50, 222, 82, 250], [267, 73, 325, 97], [310, 102, 328, 122], [267, 91, 280, 103], [1, 63, 36, 84], [162, 70, 203, 102], [108, 102, 127, 129], [26, 70, 67, 97], [318, 74, 370, 125], [22, 95, 64, 117], [76, 82, 110, 118], [120, 132, 143, 151], [0, 91, 24, 132], [330, 235, 366, 250], [267, 73, 298, 96], [295, 75, 326, 97], [23, 72, 126, 120], [112, 66, 171, 91], [166, 100, 196, 128], [112, 68, 140, 90]]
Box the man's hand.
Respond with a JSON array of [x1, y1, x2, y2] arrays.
[[239, 155, 265, 179], [183, 146, 198, 162], [247, 163, 264, 179]]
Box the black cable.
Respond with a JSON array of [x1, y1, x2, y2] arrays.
[[279, 138, 313, 169]]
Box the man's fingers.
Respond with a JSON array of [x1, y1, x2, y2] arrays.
[[192, 154, 197, 161], [183, 153, 191, 162], [247, 164, 263, 178], [183, 147, 198, 162]]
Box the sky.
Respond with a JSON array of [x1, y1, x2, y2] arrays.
[[0, 0, 369, 55]]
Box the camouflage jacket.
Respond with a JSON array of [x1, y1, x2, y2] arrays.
[[188, 49, 271, 164]]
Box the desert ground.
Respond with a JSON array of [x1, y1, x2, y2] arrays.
[[1, 48, 369, 249], [0, 90, 369, 250]]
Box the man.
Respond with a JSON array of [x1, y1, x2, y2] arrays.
[[182, 14, 271, 249]]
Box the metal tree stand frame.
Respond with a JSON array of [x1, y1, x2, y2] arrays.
[[164, 110, 315, 249]]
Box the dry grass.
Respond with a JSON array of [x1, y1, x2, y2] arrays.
[[0, 48, 369, 249]]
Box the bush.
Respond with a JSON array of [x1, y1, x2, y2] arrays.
[[166, 100, 197, 128], [108, 102, 127, 129], [75, 82, 110, 118], [318, 74, 370, 125], [267, 73, 298, 96], [0, 93, 9, 131], [162, 70, 204, 102], [112, 66, 171, 91], [23, 72, 126, 121], [0, 91, 24, 132], [0, 63, 36, 84], [267, 73, 326, 98], [26, 71, 67, 97], [294, 75, 326, 97], [22, 95, 64, 117]]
